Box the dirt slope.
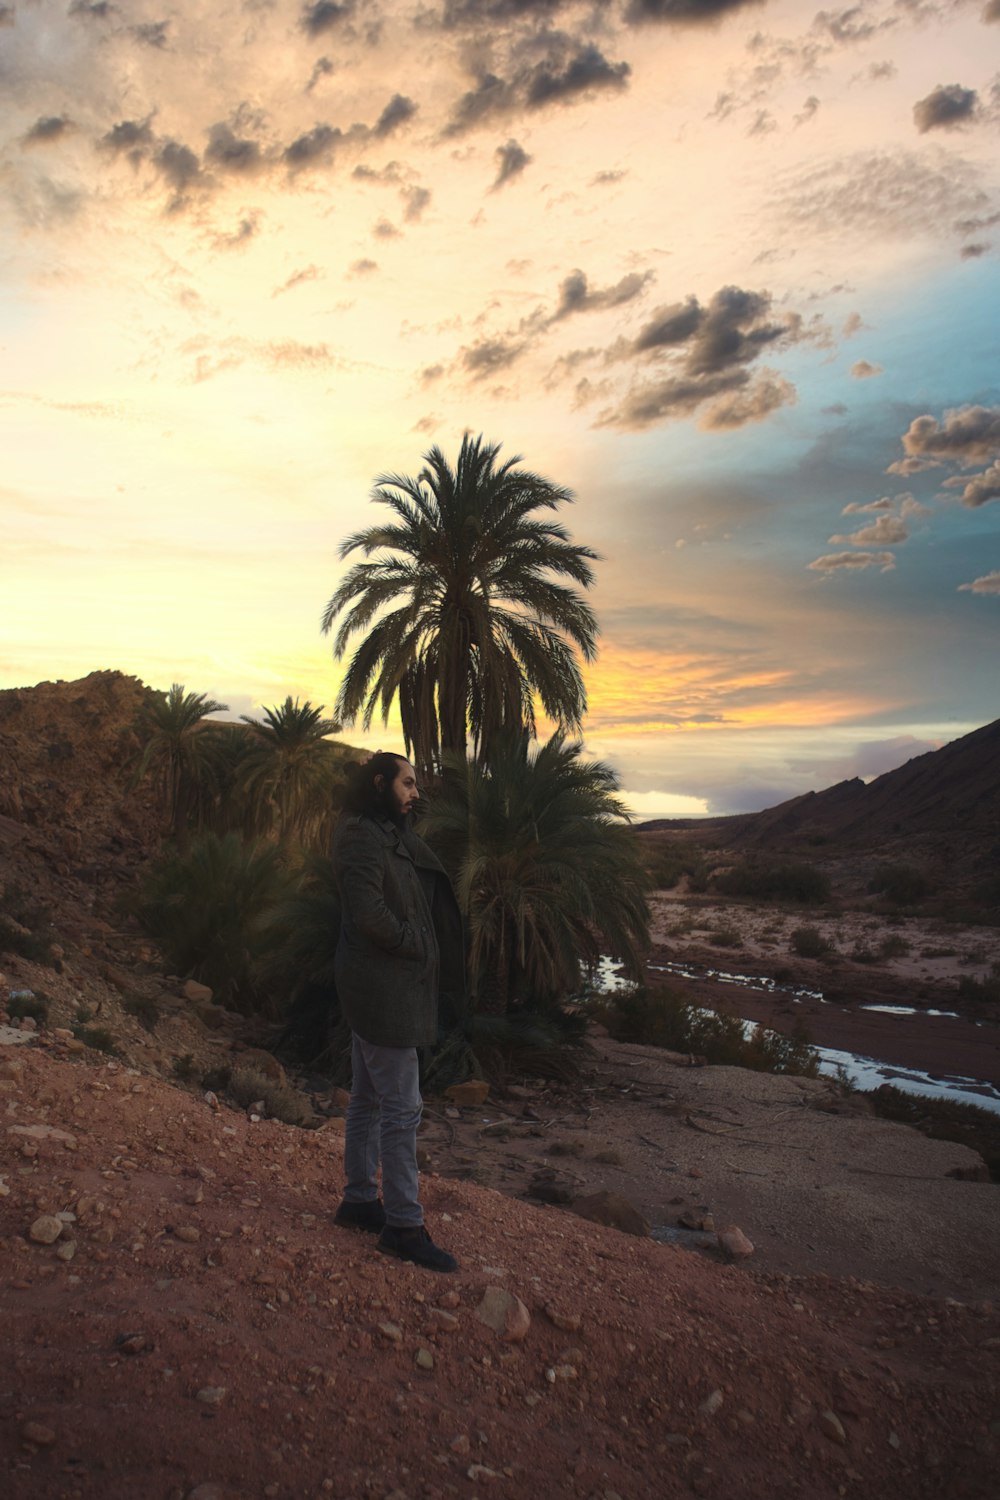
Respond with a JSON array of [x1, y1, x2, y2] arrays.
[[2, 1043, 998, 1500]]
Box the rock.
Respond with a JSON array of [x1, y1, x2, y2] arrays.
[[195, 1387, 228, 1406], [444, 1080, 490, 1107], [570, 1190, 650, 1238], [378, 1322, 404, 1342], [415, 1348, 434, 1370], [528, 1179, 573, 1206], [426, 1308, 459, 1332], [544, 1306, 582, 1333], [182, 979, 213, 1003], [174, 1225, 200, 1243], [717, 1225, 754, 1260], [450, 1434, 471, 1454], [28, 1214, 64, 1244], [438, 1290, 461, 1310], [819, 1409, 847, 1445], [699, 1390, 724, 1418], [9, 1123, 77, 1145], [476, 1287, 531, 1343], [21, 1421, 56, 1447]]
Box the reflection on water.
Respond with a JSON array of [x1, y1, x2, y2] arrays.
[[588, 956, 1000, 1117]]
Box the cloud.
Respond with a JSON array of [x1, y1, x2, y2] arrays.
[[794, 96, 819, 126], [460, 337, 528, 378], [901, 405, 1000, 465], [102, 118, 156, 160], [942, 462, 1000, 507], [553, 268, 654, 320], [842, 497, 892, 514], [828, 515, 908, 545], [205, 123, 265, 176], [700, 372, 796, 430], [154, 140, 203, 200], [284, 124, 343, 170], [958, 570, 1000, 594], [592, 168, 627, 185], [301, 1, 353, 38], [273, 265, 322, 297], [307, 57, 335, 92], [960, 242, 990, 258], [349, 257, 378, 275], [635, 285, 797, 375], [131, 20, 170, 50], [373, 217, 400, 238], [772, 149, 988, 244], [913, 84, 978, 134], [492, 139, 532, 190], [808, 550, 896, 573], [373, 94, 417, 137], [444, 42, 630, 136], [850, 359, 882, 378], [624, 0, 764, 22], [984, 0, 1000, 22], [212, 213, 261, 250], [401, 185, 431, 221], [23, 116, 73, 146]]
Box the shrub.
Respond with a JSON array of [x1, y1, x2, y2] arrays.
[[0, 884, 55, 963], [133, 832, 295, 1013], [790, 927, 831, 959], [878, 934, 909, 959], [957, 973, 1000, 1006], [714, 862, 831, 904], [707, 927, 742, 949], [172, 1053, 197, 1082], [868, 1086, 1000, 1181], [74, 1025, 118, 1055], [591, 983, 818, 1077], [868, 864, 932, 905], [6, 992, 49, 1023], [640, 840, 710, 892], [227, 1066, 313, 1126], [123, 993, 160, 1033]]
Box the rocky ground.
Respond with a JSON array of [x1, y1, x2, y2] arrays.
[[2, 1037, 999, 1500]]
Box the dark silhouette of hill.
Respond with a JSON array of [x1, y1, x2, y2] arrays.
[[640, 718, 1000, 891]]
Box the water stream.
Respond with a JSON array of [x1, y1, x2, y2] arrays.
[[590, 957, 1000, 1117]]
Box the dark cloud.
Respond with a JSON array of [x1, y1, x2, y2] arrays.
[[102, 118, 155, 158], [807, 550, 896, 574], [638, 286, 792, 376], [213, 214, 261, 250], [601, 368, 746, 428], [850, 359, 882, 378], [461, 337, 527, 377], [23, 116, 72, 146], [700, 372, 795, 430], [301, 1, 353, 37], [901, 405, 1000, 465], [444, 42, 630, 135], [553, 267, 654, 319], [0, 3, 14, 21], [624, 0, 763, 22], [960, 242, 990, 258], [155, 140, 202, 197], [402, 185, 431, 221], [812, 6, 882, 44], [131, 20, 170, 49], [983, 0, 1000, 22], [205, 123, 264, 175], [492, 139, 532, 189], [373, 94, 417, 137], [592, 168, 627, 185], [68, 0, 113, 16], [284, 124, 343, 170], [307, 57, 336, 92], [942, 463, 1000, 508], [747, 109, 777, 137], [421, 364, 445, 384], [373, 217, 400, 237], [913, 84, 978, 133], [633, 296, 702, 351], [440, 0, 567, 25]]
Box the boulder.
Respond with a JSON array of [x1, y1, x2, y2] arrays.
[[444, 1080, 490, 1108]]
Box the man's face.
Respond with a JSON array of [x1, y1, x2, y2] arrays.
[[387, 760, 420, 820]]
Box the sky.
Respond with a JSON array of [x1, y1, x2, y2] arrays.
[[2, 0, 998, 819]]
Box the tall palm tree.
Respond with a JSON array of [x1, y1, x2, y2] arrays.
[[419, 734, 650, 1014], [321, 434, 599, 774], [237, 696, 346, 851], [133, 684, 229, 850]]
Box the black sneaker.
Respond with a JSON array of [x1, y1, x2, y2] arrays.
[[334, 1197, 386, 1233], [376, 1224, 458, 1273]]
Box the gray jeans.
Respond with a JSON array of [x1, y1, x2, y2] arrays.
[[343, 1034, 423, 1228]]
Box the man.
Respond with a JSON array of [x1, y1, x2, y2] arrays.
[[331, 751, 463, 1272]]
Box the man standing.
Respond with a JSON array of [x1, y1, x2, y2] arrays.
[[331, 751, 462, 1272]]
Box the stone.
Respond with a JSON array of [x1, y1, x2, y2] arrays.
[[174, 1225, 200, 1243], [415, 1348, 434, 1370], [21, 1421, 56, 1447], [28, 1214, 64, 1244], [545, 1306, 582, 1333], [699, 1390, 724, 1418], [476, 1287, 531, 1343], [182, 979, 213, 1003], [427, 1308, 459, 1332], [717, 1225, 754, 1260], [819, 1410, 847, 1445], [571, 1190, 651, 1238], [378, 1322, 404, 1342], [196, 1387, 228, 1406], [444, 1080, 490, 1107]]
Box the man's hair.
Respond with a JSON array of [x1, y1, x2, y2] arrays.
[[341, 751, 410, 817]]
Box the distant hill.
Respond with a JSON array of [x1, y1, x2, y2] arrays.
[[639, 718, 1000, 892]]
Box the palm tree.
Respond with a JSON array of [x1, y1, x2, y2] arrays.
[[419, 734, 650, 1014], [321, 434, 599, 774], [237, 696, 346, 851], [133, 684, 229, 850]]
